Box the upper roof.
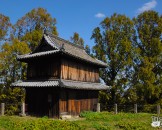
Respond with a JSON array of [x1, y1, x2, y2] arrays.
[[17, 31, 107, 67]]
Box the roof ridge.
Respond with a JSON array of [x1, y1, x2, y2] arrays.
[[44, 34, 60, 49], [45, 32, 85, 50]]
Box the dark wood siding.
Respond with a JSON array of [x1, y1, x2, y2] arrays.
[[27, 56, 100, 82], [59, 90, 68, 114], [26, 88, 99, 118], [59, 89, 98, 116], [25, 55, 101, 118], [27, 58, 61, 80], [61, 59, 99, 82], [25, 88, 60, 118]]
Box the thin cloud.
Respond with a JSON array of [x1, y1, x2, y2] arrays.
[[95, 13, 106, 18], [137, 0, 157, 14]]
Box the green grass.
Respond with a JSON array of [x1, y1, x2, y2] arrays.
[[0, 112, 160, 130], [78, 111, 160, 130]]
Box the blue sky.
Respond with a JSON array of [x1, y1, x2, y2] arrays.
[[0, 0, 162, 48]]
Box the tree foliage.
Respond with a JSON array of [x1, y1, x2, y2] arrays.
[[14, 8, 58, 51], [70, 32, 91, 55], [21, 30, 42, 51], [93, 11, 162, 107], [92, 14, 135, 104], [131, 11, 162, 104], [85, 45, 90, 55], [0, 14, 11, 41], [70, 32, 84, 47], [0, 33, 28, 116], [0, 39, 30, 86], [0, 87, 25, 115]]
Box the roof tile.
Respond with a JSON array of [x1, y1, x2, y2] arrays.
[[12, 79, 109, 90], [17, 32, 107, 67]]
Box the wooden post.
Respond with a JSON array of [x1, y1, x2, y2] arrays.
[[157, 105, 160, 117], [134, 104, 137, 113], [1, 103, 5, 116], [97, 103, 100, 112], [20, 102, 26, 116], [114, 104, 117, 114]]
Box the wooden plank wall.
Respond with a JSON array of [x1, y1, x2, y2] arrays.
[[59, 90, 68, 113], [27, 56, 100, 82], [59, 90, 98, 116], [27, 60, 60, 79], [61, 59, 99, 82]]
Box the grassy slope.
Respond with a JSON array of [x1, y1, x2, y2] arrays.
[[0, 112, 160, 130]]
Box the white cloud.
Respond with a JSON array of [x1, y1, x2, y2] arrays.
[[95, 13, 106, 18], [137, 0, 157, 14]]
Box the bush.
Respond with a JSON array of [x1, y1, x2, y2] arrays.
[[116, 121, 147, 130], [0, 116, 83, 130], [0, 87, 25, 115]]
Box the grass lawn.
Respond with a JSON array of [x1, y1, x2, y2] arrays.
[[0, 112, 160, 130]]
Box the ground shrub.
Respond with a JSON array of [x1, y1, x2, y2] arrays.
[[0, 116, 83, 130]]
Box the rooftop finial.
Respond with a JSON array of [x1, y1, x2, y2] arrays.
[[44, 27, 48, 35], [60, 43, 65, 51]]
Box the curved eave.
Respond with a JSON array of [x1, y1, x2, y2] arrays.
[[17, 50, 107, 68], [17, 50, 60, 62], [60, 79, 109, 90], [11, 79, 109, 90], [43, 34, 60, 49], [61, 51, 108, 68]]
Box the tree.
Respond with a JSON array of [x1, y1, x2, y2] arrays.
[[0, 39, 30, 86], [132, 11, 162, 104], [0, 87, 25, 115], [0, 37, 30, 115], [91, 13, 136, 105], [0, 14, 11, 41], [70, 32, 91, 55], [14, 8, 58, 51], [21, 30, 42, 51], [70, 32, 84, 47]]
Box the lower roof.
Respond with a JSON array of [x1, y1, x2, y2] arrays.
[[12, 79, 109, 90]]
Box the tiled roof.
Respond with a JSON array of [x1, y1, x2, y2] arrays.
[[17, 32, 107, 67], [12, 80, 59, 87], [48, 33, 107, 67], [17, 50, 59, 60], [12, 79, 109, 90], [60, 79, 109, 90]]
